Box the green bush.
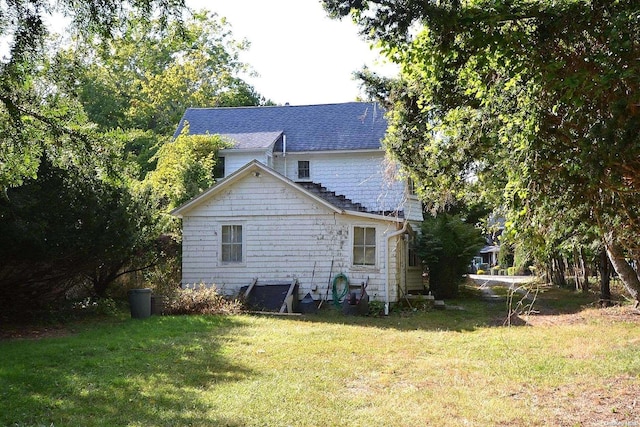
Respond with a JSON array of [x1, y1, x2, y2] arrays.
[[165, 284, 241, 315], [476, 269, 486, 275], [367, 300, 386, 317], [417, 213, 486, 299], [72, 297, 119, 316]]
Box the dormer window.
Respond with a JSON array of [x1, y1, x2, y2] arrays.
[[298, 160, 310, 180], [214, 156, 225, 179]]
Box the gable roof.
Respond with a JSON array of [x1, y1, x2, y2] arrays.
[[171, 160, 403, 223], [220, 131, 282, 151], [298, 182, 404, 219], [175, 102, 387, 152], [171, 160, 342, 217]]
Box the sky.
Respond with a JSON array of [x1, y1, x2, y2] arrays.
[[187, 0, 398, 106]]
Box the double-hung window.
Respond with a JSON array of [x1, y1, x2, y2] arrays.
[[298, 161, 310, 180], [353, 226, 376, 266], [221, 225, 243, 263]]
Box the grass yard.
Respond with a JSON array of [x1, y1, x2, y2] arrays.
[[1, 284, 639, 426]]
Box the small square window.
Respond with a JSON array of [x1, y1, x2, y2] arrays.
[[298, 161, 310, 179]]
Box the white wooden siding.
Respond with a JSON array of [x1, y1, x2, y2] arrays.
[[180, 170, 406, 302], [274, 151, 412, 215], [221, 151, 272, 177], [216, 149, 422, 222], [403, 196, 424, 223]]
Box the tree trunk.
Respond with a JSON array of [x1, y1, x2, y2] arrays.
[[550, 256, 567, 287], [573, 247, 581, 291], [604, 232, 640, 307], [580, 247, 590, 293], [598, 249, 612, 307]]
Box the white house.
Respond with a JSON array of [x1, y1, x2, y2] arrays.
[[171, 102, 423, 312]]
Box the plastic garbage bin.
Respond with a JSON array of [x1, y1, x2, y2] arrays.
[[150, 295, 166, 316], [128, 288, 152, 319]]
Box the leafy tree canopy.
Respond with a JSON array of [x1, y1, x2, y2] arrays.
[[58, 10, 266, 135], [0, 0, 188, 310], [0, 0, 186, 191], [324, 0, 640, 302], [52, 9, 268, 177], [144, 125, 231, 213]]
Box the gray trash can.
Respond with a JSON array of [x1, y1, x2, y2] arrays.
[[151, 295, 166, 316], [128, 288, 152, 319]]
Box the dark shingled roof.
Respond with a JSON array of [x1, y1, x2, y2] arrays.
[[175, 102, 387, 152], [219, 131, 282, 150], [297, 182, 369, 213]]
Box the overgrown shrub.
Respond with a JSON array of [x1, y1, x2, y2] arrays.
[[0, 157, 161, 311], [498, 244, 514, 269], [367, 300, 386, 317], [417, 213, 486, 299], [72, 297, 119, 316], [143, 243, 182, 297], [164, 284, 241, 315]]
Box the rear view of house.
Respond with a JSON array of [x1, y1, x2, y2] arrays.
[[171, 102, 423, 312]]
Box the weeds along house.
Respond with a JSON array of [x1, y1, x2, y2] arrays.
[[171, 102, 423, 311]]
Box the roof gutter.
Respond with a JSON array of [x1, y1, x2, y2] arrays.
[[282, 148, 382, 155], [345, 210, 404, 223], [384, 220, 408, 315]]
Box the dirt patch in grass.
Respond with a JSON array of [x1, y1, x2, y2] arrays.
[[0, 323, 73, 340], [523, 304, 640, 327], [468, 278, 640, 328], [494, 303, 640, 425], [529, 376, 640, 426]]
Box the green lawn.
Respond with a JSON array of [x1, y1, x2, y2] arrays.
[[1, 287, 639, 426]]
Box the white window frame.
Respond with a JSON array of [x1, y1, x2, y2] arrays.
[[297, 160, 310, 180], [407, 177, 418, 198], [220, 223, 245, 265], [352, 225, 377, 268]]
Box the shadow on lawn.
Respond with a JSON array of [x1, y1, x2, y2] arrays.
[[1, 315, 253, 426], [290, 283, 601, 332]]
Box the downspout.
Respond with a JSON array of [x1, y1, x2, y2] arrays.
[[385, 220, 408, 315], [283, 134, 287, 176]]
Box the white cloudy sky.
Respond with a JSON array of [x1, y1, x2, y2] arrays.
[[187, 0, 398, 106]]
